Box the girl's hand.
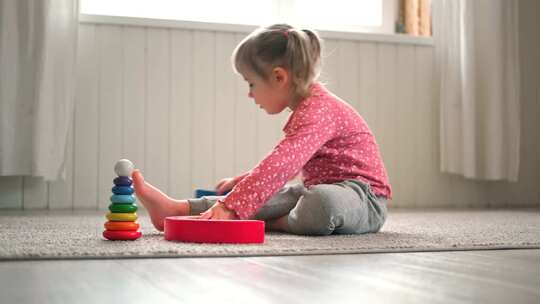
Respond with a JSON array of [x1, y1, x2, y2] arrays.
[[200, 201, 238, 220], [215, 177, 237, 195]]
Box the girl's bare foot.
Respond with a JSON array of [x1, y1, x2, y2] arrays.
[[132, 170, 190, 231]]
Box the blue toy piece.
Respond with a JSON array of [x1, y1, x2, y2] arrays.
[[112, 185, 134, 195], [194, 189, 231, 198], [110, 194, 136, 204], [113, 176, 133, 187]]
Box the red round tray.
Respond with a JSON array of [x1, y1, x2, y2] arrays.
[[164, 216, 265, 244]]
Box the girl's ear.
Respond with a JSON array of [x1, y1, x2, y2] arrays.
[[272, 67, 289, 86]]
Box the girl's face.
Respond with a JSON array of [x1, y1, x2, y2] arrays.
[[241, 67, 294, 114]]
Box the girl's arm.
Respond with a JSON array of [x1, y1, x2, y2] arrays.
[[220, 107, 336, 219]]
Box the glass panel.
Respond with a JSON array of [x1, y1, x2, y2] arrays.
[[293, 0, 382, 27], [80, 0, 274, 25], [80, 0, 384, 32]]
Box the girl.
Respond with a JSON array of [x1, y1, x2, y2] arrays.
[[133, 24, 391, 236]]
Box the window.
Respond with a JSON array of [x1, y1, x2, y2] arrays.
[[80, 0, 398, 34]]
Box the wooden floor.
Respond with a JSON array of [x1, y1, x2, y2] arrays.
[[0, 249, 538, 304]]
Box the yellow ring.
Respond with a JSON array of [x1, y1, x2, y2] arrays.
[[106, 212, 138, 222]]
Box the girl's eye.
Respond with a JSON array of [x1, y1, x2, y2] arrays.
[[249, 83, 254, 88]]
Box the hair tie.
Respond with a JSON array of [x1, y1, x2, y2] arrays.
[[282, 29, 289, 38]]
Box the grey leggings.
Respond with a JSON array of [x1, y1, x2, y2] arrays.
[[188, 179, 387, 236]]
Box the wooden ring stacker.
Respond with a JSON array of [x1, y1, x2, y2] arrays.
[[164, 216, 265, 244]]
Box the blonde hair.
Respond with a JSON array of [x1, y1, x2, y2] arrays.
[[232, 24, 322, 99]]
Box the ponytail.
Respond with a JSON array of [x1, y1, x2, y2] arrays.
[[285, 28, 322, 98]]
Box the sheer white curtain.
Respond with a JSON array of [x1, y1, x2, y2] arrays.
[[0, 0, 78, 181], [433, 0, 521, 182]]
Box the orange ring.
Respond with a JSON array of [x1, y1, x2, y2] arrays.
[[104, 221, 140, 231]]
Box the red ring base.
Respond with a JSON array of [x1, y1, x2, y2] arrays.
[[103, 230, 142, 240], [164, 216, 265, 244]]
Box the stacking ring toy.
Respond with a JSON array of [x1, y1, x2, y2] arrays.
[[164, 216, 265, 244], [109, 203, 137, 213], [104, 221, 140, 231], [103, 230, 141, 240], [110, 194, 136, 204], [106, 212, 138, 221], [112, 186, 134, 195]]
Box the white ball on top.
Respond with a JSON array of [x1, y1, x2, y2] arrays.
[[114, 159, 134, 177]]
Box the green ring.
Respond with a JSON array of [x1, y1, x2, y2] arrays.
[[109, 203, 138, 213]]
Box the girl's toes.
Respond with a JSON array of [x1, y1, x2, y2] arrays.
[[132, 170, 144, 187]]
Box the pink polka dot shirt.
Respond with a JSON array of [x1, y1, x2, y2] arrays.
[[221, 82, 392, 220]]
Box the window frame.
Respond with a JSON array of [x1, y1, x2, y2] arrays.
[[78, 0, 433, 46], [79, 13, 432, 46]]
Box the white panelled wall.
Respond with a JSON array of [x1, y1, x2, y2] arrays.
[[1, 1, 539, 209]]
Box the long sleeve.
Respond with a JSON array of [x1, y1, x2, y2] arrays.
[[221, 100, 336, 219]]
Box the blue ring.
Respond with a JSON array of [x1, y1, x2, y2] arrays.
[[114, 176, 133, 187], [112, 186, 134, 195], [110, 194, 136, 204]]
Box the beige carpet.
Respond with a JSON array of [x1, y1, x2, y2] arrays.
[[0, 208, 539, 260]]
